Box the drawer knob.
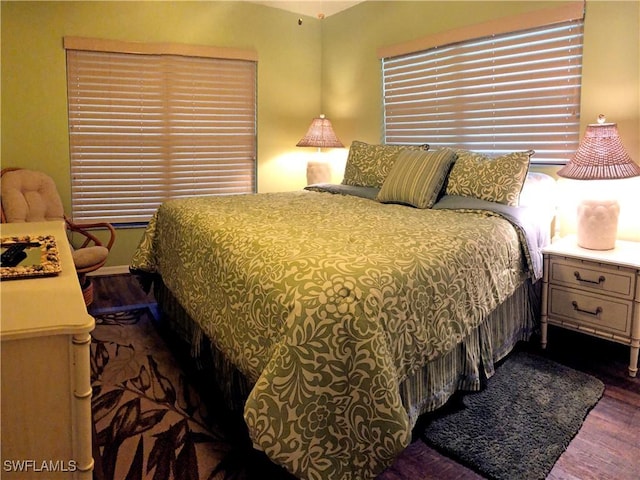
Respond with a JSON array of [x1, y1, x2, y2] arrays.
[[574, 271, 605, 285], [571, 300, 603, 317]]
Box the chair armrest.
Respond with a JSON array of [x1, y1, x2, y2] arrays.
[[65, 215, 116, 250]]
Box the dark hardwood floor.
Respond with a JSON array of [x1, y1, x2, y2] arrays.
[[88, 274, 640, 480], [89, 272, 156, 313]]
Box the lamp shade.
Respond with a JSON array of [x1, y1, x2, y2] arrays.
[[557, 116, 640, 180], [296, 114, 344, 148]]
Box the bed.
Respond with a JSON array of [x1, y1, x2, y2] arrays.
[[130, 143, 555, 480]]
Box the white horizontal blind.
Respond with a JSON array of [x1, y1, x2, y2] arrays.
[[67, 48, 256, 224], [382, 20, 584, 165]]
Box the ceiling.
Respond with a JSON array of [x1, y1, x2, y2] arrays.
[[252, 1, 364, 19]]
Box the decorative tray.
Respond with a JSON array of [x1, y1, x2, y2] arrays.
[[0, 235, 62, 279]]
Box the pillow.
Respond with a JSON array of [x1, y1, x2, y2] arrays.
[[377, 148, 457, 208], [342, 141, 429, 188], [445, 150, 533, 206], [519, 172, 557, 208]]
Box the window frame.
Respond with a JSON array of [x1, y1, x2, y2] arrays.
[[64, 37, 258, 225], [378, 2, 585, 166]]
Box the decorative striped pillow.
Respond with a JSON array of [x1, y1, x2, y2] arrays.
[[377, 148, 457, 208]]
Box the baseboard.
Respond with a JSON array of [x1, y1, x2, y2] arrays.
[[88, 265, 131, 276]]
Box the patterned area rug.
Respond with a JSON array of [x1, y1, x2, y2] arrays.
[[91, 308, 604, 480], [421, 350, 605, 480], [90, 307, 294, 480]]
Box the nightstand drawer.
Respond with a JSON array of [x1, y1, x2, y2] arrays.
[[549, 257, 636, 299], [548, 285, 632, 336]]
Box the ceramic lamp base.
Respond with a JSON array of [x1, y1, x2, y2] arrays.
[[576, 199, 620, 250], [307, 160, 331, 185]]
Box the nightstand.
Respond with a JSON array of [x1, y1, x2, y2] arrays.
[[541, 236, 640, 377]]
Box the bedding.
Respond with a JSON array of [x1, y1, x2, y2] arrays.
[[305, 182, 380, 200], [433, 195, 548, 279], [445, 150, 533, 206], [130, 184, 548, 480], [376, 148, 457, 208], [341, 140, 429, 188]]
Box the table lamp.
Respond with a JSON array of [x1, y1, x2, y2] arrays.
[[296, 114, 344, 185], [557, 115, 640, 250]]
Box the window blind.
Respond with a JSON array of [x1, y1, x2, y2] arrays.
[[66, 43, 256, 224], [382, 19, 584, 165]]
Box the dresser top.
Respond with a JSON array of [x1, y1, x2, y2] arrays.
[[543, 235, 640, 270], [0, 221, 94, 340]]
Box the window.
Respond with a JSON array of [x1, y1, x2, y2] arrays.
[[65, 37, 257, 224], [380, 3, 584, 165]]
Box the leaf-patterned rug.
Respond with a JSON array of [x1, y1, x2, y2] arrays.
[[92, 307, 519, 480], [90, 307, 294, 480]]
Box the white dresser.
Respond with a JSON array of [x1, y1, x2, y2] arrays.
[[541, 235, 640, 377], [0, 221, 94, 479]]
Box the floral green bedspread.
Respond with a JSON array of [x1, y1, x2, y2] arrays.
[[130, 190, 532, 480]]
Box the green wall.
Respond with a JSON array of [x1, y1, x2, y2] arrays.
[[322, 0, 640, 166], [1, 0, 322, 265], [320, 0, 640, 240], [2, 1, 639, 266]]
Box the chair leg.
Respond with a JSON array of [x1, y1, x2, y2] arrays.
[[79, 275, 94, 306]]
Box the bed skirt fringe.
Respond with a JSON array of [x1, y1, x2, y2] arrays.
[[153, 277, 540, 427], [399, 278, 539, 427]]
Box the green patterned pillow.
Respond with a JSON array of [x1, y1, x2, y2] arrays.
[[445, 150, 533, 206], [342, 141, 428, 188], [377, 148, 457, 208]]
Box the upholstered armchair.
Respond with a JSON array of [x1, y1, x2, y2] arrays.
[[1, 167, 116, 305]]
